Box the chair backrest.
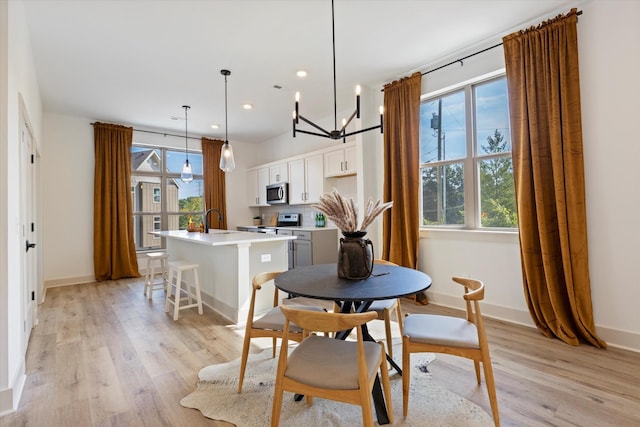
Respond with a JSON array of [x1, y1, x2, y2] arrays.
[[451, 276, 487, 338], [374, 259, 398, 266], [280, 304, 377, 335], [247, 271, 285, 324]]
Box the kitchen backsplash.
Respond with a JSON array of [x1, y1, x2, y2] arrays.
[[257, 205, 334, 228]]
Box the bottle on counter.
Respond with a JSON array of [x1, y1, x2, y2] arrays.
[[199, 221, 205, 233]]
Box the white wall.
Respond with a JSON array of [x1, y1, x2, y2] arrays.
[[0, 0, 43, 414]]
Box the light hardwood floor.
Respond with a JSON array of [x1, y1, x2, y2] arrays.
[[1, 277, 639, 426]]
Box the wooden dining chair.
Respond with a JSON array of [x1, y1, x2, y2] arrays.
[[238, 271, 326, 393], [401, 276, 500, 426], [271, 305, 393, 427]]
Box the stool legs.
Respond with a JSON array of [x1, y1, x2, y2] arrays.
[[165, 262, 203, 321], [144, 253, 168, 301]]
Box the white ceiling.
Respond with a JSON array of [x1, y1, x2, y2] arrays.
[[23, 0, 575, 143]]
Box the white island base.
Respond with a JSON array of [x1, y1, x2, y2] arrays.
[[152, 230, 295, 324]]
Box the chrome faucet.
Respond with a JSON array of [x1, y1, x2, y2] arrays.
[[204, 208, 223, 233]]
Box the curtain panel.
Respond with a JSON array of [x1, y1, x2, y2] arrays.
[[202, 138, 227, 230], [382, 72, 422, 269], [93, 122, 140, 281], [503, 9, 605, 348]]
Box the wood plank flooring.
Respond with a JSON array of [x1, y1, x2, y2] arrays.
[[1, 277, 639, 426]]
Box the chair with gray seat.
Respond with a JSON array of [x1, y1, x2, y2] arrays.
[[402, 276, 500, 426], [237, 271, 326, 393]]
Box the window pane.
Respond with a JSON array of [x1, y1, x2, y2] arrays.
[[167, 149, 203, 175], [131, 175, 162, 213], [168, 214, 204, 231], [420, 90, 466, 163], [475, 78, 511, 155], [167, 178, 204, 213], [133, 214, 162, 251], [479, 156, 517, 227], [421, 163, 465, 225], [131, 147, 162, 172]]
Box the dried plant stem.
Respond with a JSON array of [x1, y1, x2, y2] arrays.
[[313, 188, 392, 233]]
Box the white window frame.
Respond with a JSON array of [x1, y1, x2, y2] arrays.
[[419, 72, 516, 231]]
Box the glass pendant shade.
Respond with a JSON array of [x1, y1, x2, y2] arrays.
[[219, 141, 235, 172], [181, 159, 193, 182]]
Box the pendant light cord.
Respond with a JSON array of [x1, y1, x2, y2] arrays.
[[331, 0, 337, 130], [224, 73, 229, 143], [183, 105, 190, 163]]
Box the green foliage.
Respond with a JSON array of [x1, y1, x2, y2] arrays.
[[178, 196, 203, 229]]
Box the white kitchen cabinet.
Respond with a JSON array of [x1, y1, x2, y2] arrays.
[[269, 162, 288, 184], [247, 167, 269, 206], [324, 144, 357, 177], [288, 153, 323, 205]]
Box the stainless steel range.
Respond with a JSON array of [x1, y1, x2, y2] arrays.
[[276, 213, 301, 227]]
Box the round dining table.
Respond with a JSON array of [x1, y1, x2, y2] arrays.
[[275, 262, 432, 425]]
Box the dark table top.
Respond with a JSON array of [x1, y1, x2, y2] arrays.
[[275, 263, 431, 302]]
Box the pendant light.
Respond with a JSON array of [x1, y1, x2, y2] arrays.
[[219, 69, 236, 172], [292, 0, 383, 141], [180, 105, 193, 183]]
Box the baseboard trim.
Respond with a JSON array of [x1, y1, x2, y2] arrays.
[[44, 275, 96, 289], [425, 291, 640, 353], [0, 361, 26, 416]]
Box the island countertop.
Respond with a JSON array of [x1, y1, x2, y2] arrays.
[[151, 230, 296, 246]]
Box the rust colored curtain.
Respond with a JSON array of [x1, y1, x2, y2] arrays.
[[382, 72, 422, 269], [202, 137, 227, 230], [503, 9, 605, 348], [93, 122, 139, 281]]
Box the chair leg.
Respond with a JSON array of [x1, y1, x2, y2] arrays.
[[402, 336, 411, 417], [481, 354, 500, 427], [384, 308, 393, 358], [238, 331, 252, 393], [473, 360, 481, 384], [270, 382, 284, 427], [359, 384, 374, 427], [272, 337, 277, 358], [379, 345, 394, 424], [395, 298, 404, 334]]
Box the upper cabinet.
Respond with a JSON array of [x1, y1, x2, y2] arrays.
[[288, 153, 324, 205], [247, 167, 269, 206], [269, 162, 288, 184], [324, 143, 357, 177]]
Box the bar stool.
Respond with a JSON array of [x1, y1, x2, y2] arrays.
[[165, 261, 203, 321], [143, 252, 168, 300]]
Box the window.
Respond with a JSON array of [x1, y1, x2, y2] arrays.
[[420, 75, 516, 229], [131, 146, 204, 251]]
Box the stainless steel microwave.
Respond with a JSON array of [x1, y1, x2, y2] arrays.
[[266, 182, 288, 205]]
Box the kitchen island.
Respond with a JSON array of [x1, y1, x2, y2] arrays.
[[151, 230, 296, 324]]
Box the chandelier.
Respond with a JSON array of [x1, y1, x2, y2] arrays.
[[292, 0, 383, 142]]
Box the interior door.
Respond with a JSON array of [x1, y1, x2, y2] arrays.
[[20, 119, 37, 348]]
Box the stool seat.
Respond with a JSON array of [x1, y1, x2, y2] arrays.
[[165, 261, 203, 320], [143, 252, 169, 300]]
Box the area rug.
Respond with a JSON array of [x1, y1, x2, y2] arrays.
[[180, 345, 493, 426]]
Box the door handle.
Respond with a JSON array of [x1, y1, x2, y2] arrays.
[[26, 240, 36, 252]]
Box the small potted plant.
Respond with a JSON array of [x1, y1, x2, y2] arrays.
[[253, 216, 262, 226]]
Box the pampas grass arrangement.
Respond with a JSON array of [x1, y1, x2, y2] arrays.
[[313, 188, 393, 233]]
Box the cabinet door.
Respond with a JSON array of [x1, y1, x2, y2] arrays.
[[288, 159, 305, 205], [304, 154, 324, 204], [256, 167, 269, 205], [293, 239, 312, 268], [324, 148, 345, 177], [247, 169, 259, 206], [269, 163, 288, 184], [343, 145, 357, 175]]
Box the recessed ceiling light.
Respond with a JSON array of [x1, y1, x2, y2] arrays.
[[243, 104, 253, 110], [210, 124, 220, 129], [296, 70, 307, 78]]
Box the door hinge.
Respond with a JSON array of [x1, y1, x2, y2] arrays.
[[31, 222, 35, 232], [31, 291, 35, 301], [31, 154, 34, 164]]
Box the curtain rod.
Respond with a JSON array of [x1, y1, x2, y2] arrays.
[[90, 122, 202, 141], [385, 9, 583, 86]]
